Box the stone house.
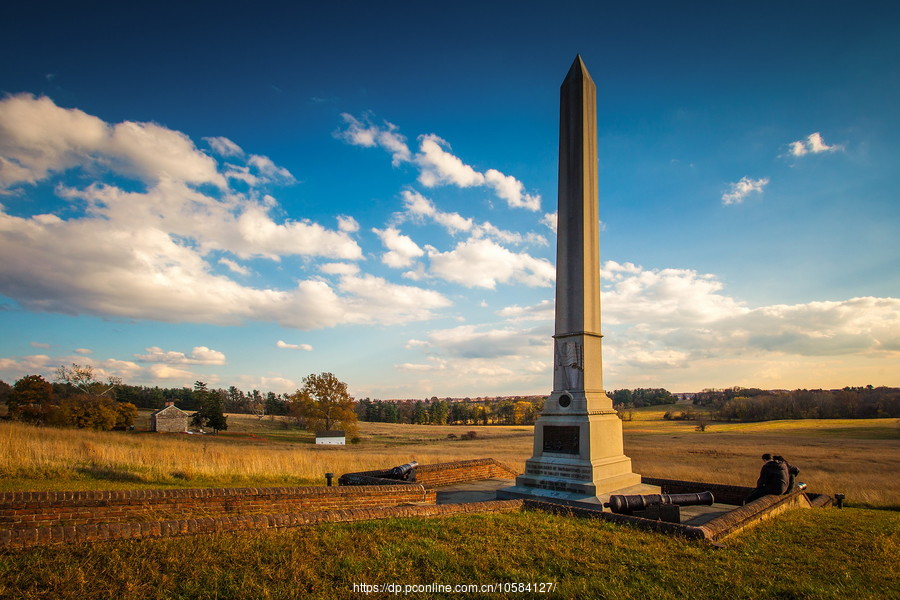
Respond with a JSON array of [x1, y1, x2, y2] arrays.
[[315, 430, 346, 445], [150, 402, 190, 433]]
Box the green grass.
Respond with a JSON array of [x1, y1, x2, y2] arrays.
[[1, 508, 896, 599]]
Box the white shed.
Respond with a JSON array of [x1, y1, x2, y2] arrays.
[[315, 430, 346, 445]]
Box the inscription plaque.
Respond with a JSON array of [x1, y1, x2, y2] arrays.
[[542, 425, 580, 454]]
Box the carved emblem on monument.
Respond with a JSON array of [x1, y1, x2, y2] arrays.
[[554, 339, 583, 390]]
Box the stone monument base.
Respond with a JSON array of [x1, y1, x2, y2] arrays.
[[498, 406, 654, 510], [497, 482, 661, 510]]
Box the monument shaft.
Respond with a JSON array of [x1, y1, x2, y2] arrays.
[[556, 55, 600, 338], [500, 56, 647, 506], [552, 55, 605, 399]]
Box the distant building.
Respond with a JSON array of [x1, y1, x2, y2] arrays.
[[315, 430, 346, 445], [150, 402, 190, 433]]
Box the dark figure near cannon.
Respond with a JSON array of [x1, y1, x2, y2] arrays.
[[744, 453, 800, 504], [386, 461, 418, 482], [773, 455, 800, 491]]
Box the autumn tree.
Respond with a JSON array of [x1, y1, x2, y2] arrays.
[[8, 375, 56, 423], [513, 400, 535, 425], [53, 364, 136, 430], [289, 373, 358, 436]]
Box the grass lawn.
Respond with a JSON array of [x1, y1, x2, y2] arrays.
[[0, 506, 896, 599]]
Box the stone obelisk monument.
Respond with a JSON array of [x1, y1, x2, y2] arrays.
[[500, 56, 649, 506]]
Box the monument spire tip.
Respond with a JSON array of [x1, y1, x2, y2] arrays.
[[565, 54, 593, 85]]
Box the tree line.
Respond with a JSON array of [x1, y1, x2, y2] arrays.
[[355, 396, 546, 426], [0, 369, 358, 436], [5, 367, 897, 433], [1, 366, 138, 430], [693, 386, 900, 421], [609, 388, 677, 408]]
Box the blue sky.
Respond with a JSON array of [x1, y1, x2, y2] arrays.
[[1, 1, 897, 398]]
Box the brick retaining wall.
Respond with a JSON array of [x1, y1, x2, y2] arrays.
[[0, 499, 523, 550], [0, 485, 434, 530], [416, 458, 518, 486]]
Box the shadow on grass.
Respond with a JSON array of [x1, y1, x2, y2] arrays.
[[76, 465, 147, 483]]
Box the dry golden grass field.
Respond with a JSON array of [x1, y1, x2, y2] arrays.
[[1, 407, 897, 507]]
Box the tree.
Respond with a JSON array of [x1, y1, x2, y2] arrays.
[[428, 399, 449, 425], [50, 364, 136, 430], [55, 364, 121, 397], [513, 400, 535, 425], [0, 380, 11, 415], [190, 381, 228, 433], [413, 400, 429, 425], [288, 373, 358, 436], [58, 394, 118, 430], [8, 375, 56, 423]]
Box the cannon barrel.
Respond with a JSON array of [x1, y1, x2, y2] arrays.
[[604, 491, 714, 514], [388, 461, 419, 479]]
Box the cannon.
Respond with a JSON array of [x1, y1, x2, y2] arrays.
[[387, 461, 419, 481], [604, 491, 715, 515]]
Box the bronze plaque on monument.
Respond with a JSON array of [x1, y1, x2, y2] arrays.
[[542, 425, 579, 454]]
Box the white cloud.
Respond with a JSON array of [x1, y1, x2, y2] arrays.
[[373, 226, 424, 268], [484, 169, 541, 211], [398, 324, 550, 390], [319, 262, 360, 276], [498, 299, 554, 322], [30, 342, 51, 349], [135, 346, 227, 365], [276, 340, 313, 351], [337, 113, 411, 166], [722, 176, 769, 205], [61, 179, 360, 261], [204, 136, 244, 158], [426, 325, 546, 359], [219, 257, 251, 276], [0, 353, 144, 385], [0, 354, 54, 377], [338, 215, 360, 233], [0, 99, 461, 330], [338, 114, 541, 211], [74, 348, 93, 355], [541, 212, 558, 233], [396, 358, 447, 372], [333, 273, 452, 325], [416, 134, 485, 188], [427, 238, 555, 289], [400, 189, 473, 234], [601, 260, 746, 325], [788, 132, 842, 157], [486, 262, 900, 374], [0, 94, 222, 189], [246, 154, 296, 185], [397, 189, 545, 247], [236, 375, 298, 395], [148, 363, 196, 380]]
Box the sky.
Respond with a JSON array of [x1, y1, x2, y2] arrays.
[[1, 1, 898, 399]]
